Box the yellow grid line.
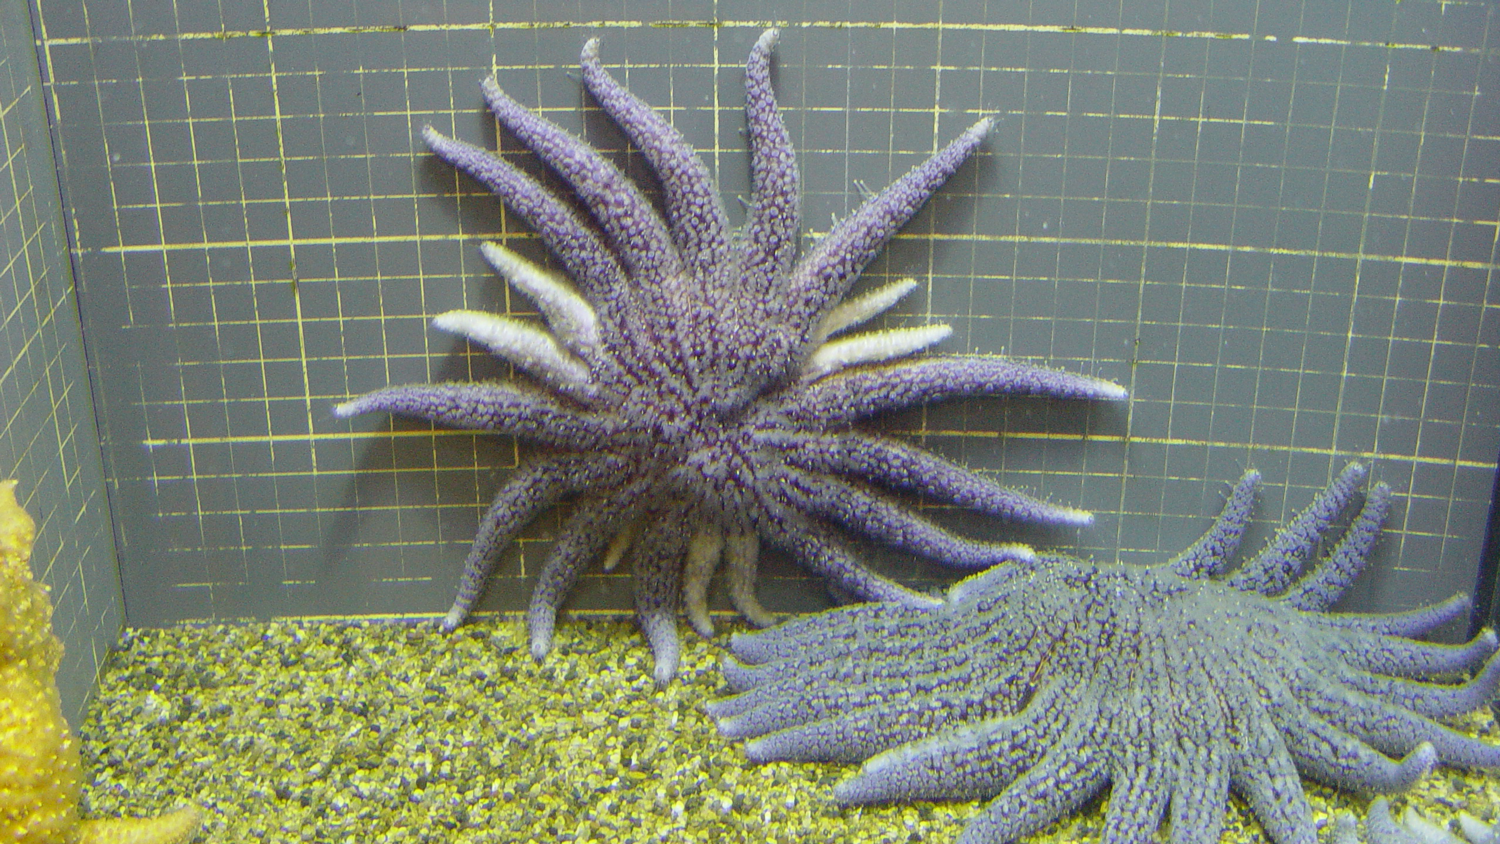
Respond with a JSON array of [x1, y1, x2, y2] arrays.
[[35, 19, 1494, 56]]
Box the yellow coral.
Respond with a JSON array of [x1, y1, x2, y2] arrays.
[[0, 481, 200, 844]]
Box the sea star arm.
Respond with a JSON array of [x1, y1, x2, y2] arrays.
[[480, 76, 683, 284], [779, 467, 1034, 567], [442, 455, 627, 630], [718, 627, 967, 721], [738, 667, 1020, 764], [478, 242, 600, 353], [720, 600, 910, 666], [954, 723, 1109, 844], [803, 324, 953, 378], [1460, 811, 1500, 844], [1101, 754, 1170, 844], [431, 309, 591, 389], [333, 382, 618, 449], [1350, 800, 1500, 844], [580, 38, 730, 280], [757, 506, 942, 610], [682, 528, 726, 637], [779, 430, 1092, 525], [1226, 723, 1316, 844], [785, 118, 993, 328], [1280, 483, 1391, 610], [1166, 747, 1230, 844], [77, 810, 202, 844], [1292, 665, 1500, 769], [831, 680, 1076, 804], [1228, 461, 1368, 595], [813, 277, 919, 342], [422, 127, 628, 298], [724, 530, 776, 628], [1279, 709, 1437, 793], [785, 355, 1127, 426], [1314, 593, 1474, 638], [1168, 469, 1259, 579], [1326, 627, 1498, 677], [1335, 652, 1500, 718], [631, 511, 690, 685], [525, 479, 652, 660], [739, 28, 799, 311], [1364, 799, 1412, 844]]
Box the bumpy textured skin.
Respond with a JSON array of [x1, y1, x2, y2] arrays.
[[335, 30, 1126, 682], [1332, 797, 1498, 844], [710, 463, 1500, 844], [0, 482, 200, 844]]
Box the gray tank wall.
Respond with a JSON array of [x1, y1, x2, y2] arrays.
[[0, 0, 124, 724]]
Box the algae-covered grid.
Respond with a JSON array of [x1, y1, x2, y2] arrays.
[[78, 617, 1500, 843]]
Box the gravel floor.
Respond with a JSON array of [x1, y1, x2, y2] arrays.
[[76, 616, 1500, 843]]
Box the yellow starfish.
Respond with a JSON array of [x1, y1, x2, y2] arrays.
[[0, 480, 200, 844]]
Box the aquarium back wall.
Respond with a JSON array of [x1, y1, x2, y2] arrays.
[[16, 2, 1500, 644]]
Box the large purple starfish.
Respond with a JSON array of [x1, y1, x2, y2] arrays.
[[335, 30, 1126, 682], [712, 463, 1500, 843]]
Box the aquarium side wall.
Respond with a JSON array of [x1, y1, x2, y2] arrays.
[[0, 0, 125, 725]]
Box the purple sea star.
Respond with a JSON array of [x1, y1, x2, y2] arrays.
[[335, 30, 1126, 683], [711, 463, 1500, 843]]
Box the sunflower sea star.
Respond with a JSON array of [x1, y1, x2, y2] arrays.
[[335, 30, 1126, 682], [0, 482, 200, 844], [710, 463, 1500, 844]]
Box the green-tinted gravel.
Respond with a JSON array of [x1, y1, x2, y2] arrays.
[[76, 617, 1500, 843]]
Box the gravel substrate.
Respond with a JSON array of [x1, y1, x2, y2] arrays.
[[76, 616, 1500, 843]]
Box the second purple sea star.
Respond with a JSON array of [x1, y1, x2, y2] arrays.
[[336, 30, 1125, 682], [712, 463, 1500, 844]]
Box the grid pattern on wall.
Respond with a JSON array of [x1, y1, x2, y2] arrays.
[[25, 0, 1500, 630], [0, 0, 122, 723]]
